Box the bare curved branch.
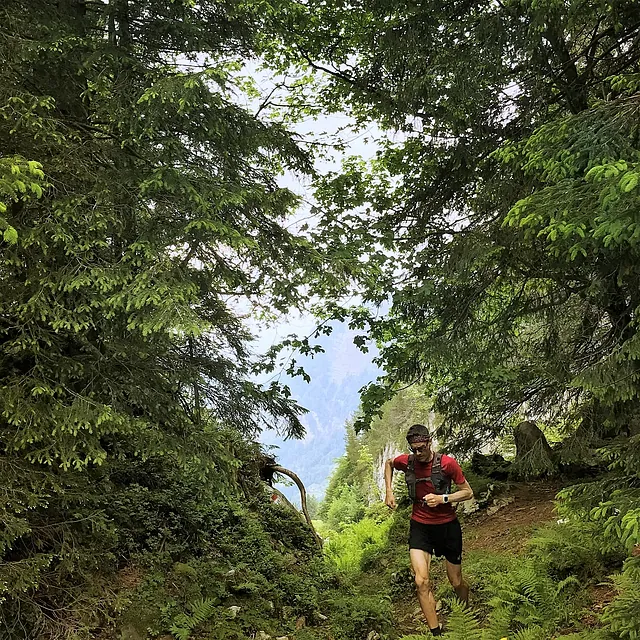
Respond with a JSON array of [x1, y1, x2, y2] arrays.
[[271, 465, 323, 548]]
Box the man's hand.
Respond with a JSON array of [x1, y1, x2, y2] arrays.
[[385, 492, 397, 509], [423, 493, 443, 508]]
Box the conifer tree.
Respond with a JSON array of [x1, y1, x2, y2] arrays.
[[270, 2, 640, 630], [0, 0, 323, 632]]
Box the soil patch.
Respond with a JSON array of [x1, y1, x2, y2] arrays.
[[580, 583, 617, 627], [465, 481, 561, 554]]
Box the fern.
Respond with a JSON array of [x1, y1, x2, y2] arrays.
[[512, 627, 546, 640], [528, 520, 625, 581], [169, 597, 218, 640], [601, 558, 640, 639], [483, 557, 582, 633], [557, 632, 609, 639], [324, 516, 394, 574], [482, 608, 511, 639], [442, 600, 483, 640], [556, 575, 580, 594], [443, 600, 539, 640], [170, 627, 190, 640], [443, 559, 589, 639]]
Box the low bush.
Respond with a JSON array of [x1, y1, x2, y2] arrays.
[[116, 491, 334, 640], [528, 520, 626, 581], [442, 552, 585, 638], [600, 556, 640, 640], [325, 591, 393, 640]]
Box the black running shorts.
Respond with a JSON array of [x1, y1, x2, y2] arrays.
[[408, 518, 463, 565]]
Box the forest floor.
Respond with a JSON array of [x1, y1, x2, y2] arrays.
[[389, 480, 615, 637], [464, 480, 559, 555]]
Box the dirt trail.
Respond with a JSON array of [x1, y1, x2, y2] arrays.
[[465, 481, 561, 554]]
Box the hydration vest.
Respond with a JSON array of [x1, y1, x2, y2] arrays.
[[405, 452, 452, 503]]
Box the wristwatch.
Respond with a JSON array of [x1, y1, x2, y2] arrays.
[[442, 494, 449, 504]]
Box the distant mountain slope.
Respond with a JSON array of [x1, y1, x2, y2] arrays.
[[260, 321, 379, 500]]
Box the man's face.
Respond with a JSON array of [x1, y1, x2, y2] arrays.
[[410, 440, 432, 462]]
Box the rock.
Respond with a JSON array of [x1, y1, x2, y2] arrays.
[[366, 632, 380, 640], [276, 637, 289, 640], [295, 616, 306, 630], [225, 569, 236, 578], [255, 632, 271, 640], [513, 420, 556, 477], [457, 498, 480, 514], [227, 606, 241, 619], [486, 496, 514, 516], [515, 421, 553, 457]]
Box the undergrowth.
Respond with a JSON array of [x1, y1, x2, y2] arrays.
[[319, 476, 639, 640], [116, 494, 394, 640]]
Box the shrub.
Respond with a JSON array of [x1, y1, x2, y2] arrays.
[[528, 520, 626, 581], [115, 492, 334, 639], [601, 557, 640, 640], [485, 558, 582, 631], [325, 592, 392, 640], [326, 485, 367, 531], [450, 553, 584, 637]]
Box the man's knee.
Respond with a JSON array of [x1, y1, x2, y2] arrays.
[[447, 565, 463, 588], [449, 574, 462, 589], [415, 573, 431, 592]]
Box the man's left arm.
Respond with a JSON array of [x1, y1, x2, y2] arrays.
[[445, 480, 474, 504]]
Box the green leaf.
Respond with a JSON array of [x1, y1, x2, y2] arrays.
[[3, 226, 18, 244]]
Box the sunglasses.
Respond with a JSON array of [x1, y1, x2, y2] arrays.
[[410, 443, 431, 453]]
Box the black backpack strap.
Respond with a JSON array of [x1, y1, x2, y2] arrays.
[[405, 454, 416, 502], [431, 452, 443, 477], [406, 454, 429, 503], [426, 452, 452, 495]]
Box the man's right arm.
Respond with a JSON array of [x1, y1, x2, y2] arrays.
[[384, 458, 396, 509]]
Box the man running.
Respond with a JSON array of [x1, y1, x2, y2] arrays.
[[384, 424, 474, 636]]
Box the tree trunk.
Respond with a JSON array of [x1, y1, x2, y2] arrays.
[[513, 420, 556, 478]]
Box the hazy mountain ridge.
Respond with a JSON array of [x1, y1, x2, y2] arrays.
[[261, 322, 379, 499]]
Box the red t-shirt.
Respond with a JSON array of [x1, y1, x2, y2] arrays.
[[392, 453, 467, 525]]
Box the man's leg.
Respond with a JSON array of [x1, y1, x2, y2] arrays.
[[445, 560, 469, 605], [409, 548, 440, 631]]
